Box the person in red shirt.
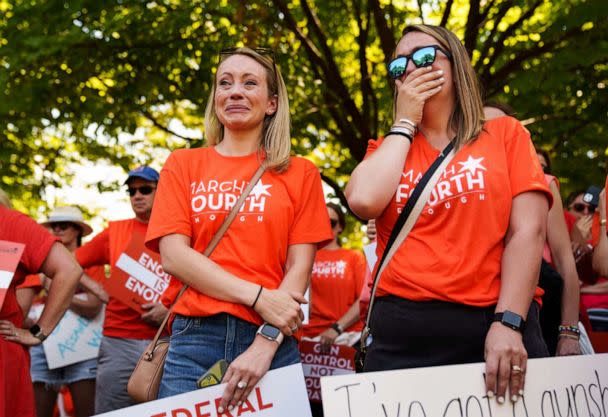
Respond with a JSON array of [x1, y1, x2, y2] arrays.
[[22, 206, 104, 417], [0, 205, 83, 417], [146, 47, 332, 412], [301, 203, 365, 350], [75, 166, 168, 414], [346, 25, 551, 405]]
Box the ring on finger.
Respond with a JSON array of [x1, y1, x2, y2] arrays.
[[511, 365, 523, 374], [290, 325, 298, 333], [237, 380, 247, 390]]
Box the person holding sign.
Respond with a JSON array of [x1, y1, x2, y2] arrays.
[[301, 202, 365, 350], [75, 166, 170, 414], [146, 47, 332, 413], [0, 205, 83, 417], [346, 24, 551, 405], [23, 206, 105, 417]]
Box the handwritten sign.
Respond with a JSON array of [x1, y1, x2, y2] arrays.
[[321, 353, 608, 417], [108, 234, 172, 313], [95, 363, 311, 417], [30, 297, 104, 369], [0, 240, 25, 309], [300, 341, 356, 403]]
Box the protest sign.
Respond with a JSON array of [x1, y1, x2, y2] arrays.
[[29, 298, 104, 369], [299, 340, 356, 403], [321, 353, 608, 417], [0, 240, 25, 309], [95, 363, 312, 417], [107, 234, 172, 313]]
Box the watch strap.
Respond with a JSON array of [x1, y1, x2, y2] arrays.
[[493, 311, 526, 333]]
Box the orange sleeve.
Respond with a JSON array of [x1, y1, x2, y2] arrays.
[[146, 151, 192, 253], [75, 228, 110, 268], [503, 118, 553, 207], [287, 161, 333, 246], [84, 265, 106, 284], [363, 138, 382, 160], [16, 274, 42, 290]]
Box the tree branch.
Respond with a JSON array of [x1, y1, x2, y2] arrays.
[[476, 0, 513, 71], [368, 0, 396, 61], [140, 110, 198, 141], [440, 0, 454, 27], [464, 0, 482, 55]]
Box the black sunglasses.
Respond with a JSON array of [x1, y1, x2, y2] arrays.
[[128, 186, 156, 197], [50, 222, 74, 231], [387, 45, 452, 80], [570, 203, 595, 214], [220, 47, 278, 80]]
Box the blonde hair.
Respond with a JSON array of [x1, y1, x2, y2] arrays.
[[204, 47, 291, 172], [399, 25, 485, 149], [0, 188, 11, 208]]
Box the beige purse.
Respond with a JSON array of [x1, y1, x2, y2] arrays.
[[127, 164, 266, 402]]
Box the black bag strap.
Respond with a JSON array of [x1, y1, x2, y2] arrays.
[[360, 141, 455, 350]]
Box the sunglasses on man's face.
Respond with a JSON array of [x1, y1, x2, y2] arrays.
[[387, 45, 452, 80], [127, 186, 156, 197], [570, 203, 595, 214], [50, 222, 74, 231]]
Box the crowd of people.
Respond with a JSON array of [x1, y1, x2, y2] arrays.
[[0, 24, 606, 417]]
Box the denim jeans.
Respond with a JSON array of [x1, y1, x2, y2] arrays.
[[158, 313, 300, 398]]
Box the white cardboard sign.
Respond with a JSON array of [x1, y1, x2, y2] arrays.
[[95, 363, 312, 417], [30, 298, 104, 369], [321, 353, 608, 417]]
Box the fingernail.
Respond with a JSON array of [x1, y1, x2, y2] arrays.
[[519, 389, 524, 396], [486, 390, 494, 398], [437, 70, 443, 75], [498, 396, 505, 404], [440, 77, 445, 81], [218, 406, 224, 413], [511, 395, 518, 402], [228, 405, 233, 411]]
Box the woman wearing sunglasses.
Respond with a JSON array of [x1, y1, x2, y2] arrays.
[[346, 25, 551, 404], [146, 47, 332, 411]]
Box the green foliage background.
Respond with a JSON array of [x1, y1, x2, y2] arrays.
[[1, 0, 607, 247]]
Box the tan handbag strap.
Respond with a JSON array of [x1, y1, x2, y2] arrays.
[[361, 144, 456, 346], [144, 164, 266, 358]]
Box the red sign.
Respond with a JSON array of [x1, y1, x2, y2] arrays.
[[299, 340, 356, 403], [107, 234, 172, 313], [0, 240, 25, 309]]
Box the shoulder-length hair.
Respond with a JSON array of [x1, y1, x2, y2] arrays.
[[204, 47, 291, 172], [398, 25, 485, 149]]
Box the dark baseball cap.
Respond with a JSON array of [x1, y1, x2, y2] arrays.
[[124, 166, 160, 184], [582, 185, 601, 207]]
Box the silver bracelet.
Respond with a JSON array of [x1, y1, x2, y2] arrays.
[[390, 125, 415, 137], [398, 118, 417, 131]]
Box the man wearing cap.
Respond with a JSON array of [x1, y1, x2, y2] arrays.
[[76, 166, 169, 413]]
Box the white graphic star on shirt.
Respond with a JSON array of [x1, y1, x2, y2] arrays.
[[249, 180, 272, 199], [458, 156, 487, 175]]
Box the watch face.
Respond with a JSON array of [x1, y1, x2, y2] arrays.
[[261, 324, 281, 339], [502, 311, 523, 329]]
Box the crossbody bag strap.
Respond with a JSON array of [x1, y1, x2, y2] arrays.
[[144, 164, 267, 359], [361, 142, 456, 348]]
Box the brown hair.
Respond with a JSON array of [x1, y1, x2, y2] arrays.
[[204, 47, 291, 172], [399, 25, 485, 149]]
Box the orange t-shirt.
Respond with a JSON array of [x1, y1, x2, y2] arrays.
[[367, 116, 552, 307], [301, 248, 366, 337], [76, 219, 160, 339], [146, 147, 333, 325]]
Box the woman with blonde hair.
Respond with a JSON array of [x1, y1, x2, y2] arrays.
[[146, 47, 332, 412], [346, 25, 551, 404]]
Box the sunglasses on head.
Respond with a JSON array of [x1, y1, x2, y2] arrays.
[[571, 203, 595, 214], [50, 222, 74, 231], [127, 186, 156, 197], [387, 45, 452, 80]]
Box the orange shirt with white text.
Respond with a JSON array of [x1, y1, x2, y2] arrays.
[[367, 116, 552, 306], [146, 148, 333, 325]]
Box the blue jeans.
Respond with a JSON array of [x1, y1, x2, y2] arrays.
[[158, 313, 300, 398]]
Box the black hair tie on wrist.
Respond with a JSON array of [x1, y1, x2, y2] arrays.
[[251, 285, 264, 309]]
